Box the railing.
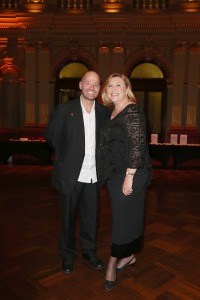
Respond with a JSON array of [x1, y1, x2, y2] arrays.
[[1, 0, 200, 12], [133, 0, 169, 9], [0, 0, 171, 10], [0, 0, 19, 8], [59, 0, 91, 9]]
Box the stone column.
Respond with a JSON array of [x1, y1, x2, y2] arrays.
[[166, 82, 173, 137], [186, 43, 200, 129], [98, 45, 110, 82], [0, 77, 2, 127], [112, 45, 124, 73], [19, 81, 25, 128], [38, 46, 49, 126], [48, 81, 55, 117], [1, 58, 19, 128], [170, 43, 186, 129], [25, 46, 36, 126]]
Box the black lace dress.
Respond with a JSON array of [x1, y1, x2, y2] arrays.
[[97, 103, 152, 258]]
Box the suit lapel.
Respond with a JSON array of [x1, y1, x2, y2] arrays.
[[68, 99, 85, 143]]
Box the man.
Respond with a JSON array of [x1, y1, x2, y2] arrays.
[[45, 71, 107, 273]]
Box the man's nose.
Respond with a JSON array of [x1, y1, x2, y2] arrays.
[[89, 84, 95, 90]]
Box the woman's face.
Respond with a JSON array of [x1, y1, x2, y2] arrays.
[[106, 76, 128, 105]]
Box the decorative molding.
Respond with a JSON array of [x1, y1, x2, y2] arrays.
[[0, 52, 22, 78], [84, 47, 98, 59], [124, 46, 172, 80], [51, 47, 97, 79]]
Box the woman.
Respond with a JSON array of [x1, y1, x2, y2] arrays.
[[97, 73, 152, 291]]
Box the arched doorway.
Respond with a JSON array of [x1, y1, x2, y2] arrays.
[[130, 63, 167, 142], [55, 62, 89, 105]]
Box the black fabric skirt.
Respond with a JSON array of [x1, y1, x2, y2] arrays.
[[106, 171, 150, 259]]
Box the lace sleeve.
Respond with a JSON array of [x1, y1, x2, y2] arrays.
[[123, 104, 148, 169]]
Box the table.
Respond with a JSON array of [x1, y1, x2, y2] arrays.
[[149, 143, 173, 168], [0, 140, 52, 164], [173, 144, 200, 169], [149, 143, 200, 169], [1, 141, 199, 168]]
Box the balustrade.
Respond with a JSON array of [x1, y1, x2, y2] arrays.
[[133, 0, 169, 9], [0, 0, 171, 10], [60, 0, 90, 9], [1, 0, 199, 14], [0, 0, 19, 8]]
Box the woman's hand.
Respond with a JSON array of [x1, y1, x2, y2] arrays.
[[122, 175, 134, 196]]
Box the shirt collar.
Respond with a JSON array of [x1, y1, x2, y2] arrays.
[[80, 97, 95, 114]]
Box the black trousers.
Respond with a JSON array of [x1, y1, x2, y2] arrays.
[[58, 181, 99, 261]]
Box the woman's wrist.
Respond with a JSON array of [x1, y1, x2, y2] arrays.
[[126, 168, 136, 176], [126, 171, 135, 176]]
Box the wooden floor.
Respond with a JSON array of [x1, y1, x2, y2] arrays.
[[0, 158, 200, 300]]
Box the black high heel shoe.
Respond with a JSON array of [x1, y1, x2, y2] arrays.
[[104, 279, 116, 291], [116, 255, 136, 272]]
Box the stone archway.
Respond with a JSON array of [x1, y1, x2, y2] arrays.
[[56, 62, 89, 104], [51, 45, 98, 80], [50, 46, 98, 106], [124, 48, 172, 141]]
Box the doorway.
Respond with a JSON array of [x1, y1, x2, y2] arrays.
[[130, 63, 167, 142]]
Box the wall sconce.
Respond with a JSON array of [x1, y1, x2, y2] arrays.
[[180, 0, 200, 12], [99, 44, 109, 53], [23, 0, 47, 13], [113, 44, 124, 53], [101, 0, 124, 13]]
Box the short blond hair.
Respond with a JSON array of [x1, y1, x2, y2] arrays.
[[101, 73, 136, 106]]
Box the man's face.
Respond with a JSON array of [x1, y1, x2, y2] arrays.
[[79, 72, 100, 101]]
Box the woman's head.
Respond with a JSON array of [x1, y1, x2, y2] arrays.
[[101, 73, 136, 106]]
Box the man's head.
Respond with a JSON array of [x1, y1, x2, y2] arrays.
[[79, 71, 101, 102]]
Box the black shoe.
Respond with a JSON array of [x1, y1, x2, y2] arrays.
[[62, 259, 74, 274], [82, 253, 104, 270], [104, 280, 116, 291], [116, 255, 136, 272]]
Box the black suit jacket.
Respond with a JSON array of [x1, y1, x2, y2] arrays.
[[45, 98, 108, 195]]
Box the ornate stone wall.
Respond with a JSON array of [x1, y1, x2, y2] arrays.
[[0, 1, 200, 141]]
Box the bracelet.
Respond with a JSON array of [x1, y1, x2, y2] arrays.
[[126, 171, 135, 176]]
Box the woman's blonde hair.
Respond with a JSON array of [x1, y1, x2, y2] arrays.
[[101, 73, 136, 106]]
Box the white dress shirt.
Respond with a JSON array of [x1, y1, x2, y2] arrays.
[[78, 99, 97, 183]]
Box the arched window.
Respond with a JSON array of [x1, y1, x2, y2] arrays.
[[130, 63, 167, 141], [56, 63, 89, 104], [59, 63, 88, 78]]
